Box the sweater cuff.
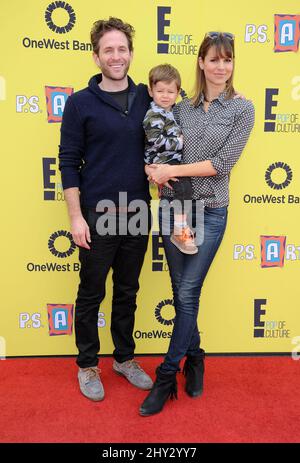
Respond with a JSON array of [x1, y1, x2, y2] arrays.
[[61, 172, 80, 190]]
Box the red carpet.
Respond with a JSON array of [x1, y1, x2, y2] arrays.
[[0, 356, 299, 443]]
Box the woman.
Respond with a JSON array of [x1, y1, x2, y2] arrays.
[[140, 32, 255, 416]]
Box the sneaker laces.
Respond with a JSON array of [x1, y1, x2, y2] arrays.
[[83, 366, 101, 383], [124, 360, 143, 377]]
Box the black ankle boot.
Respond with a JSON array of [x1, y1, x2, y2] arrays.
[[139, 366, 178, 416], [183, 349, 205, 397]]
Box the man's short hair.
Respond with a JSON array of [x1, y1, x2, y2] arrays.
[[91, 17, 135, 54]]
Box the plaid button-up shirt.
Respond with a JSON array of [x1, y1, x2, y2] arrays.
[[162, 92, 255, 207]]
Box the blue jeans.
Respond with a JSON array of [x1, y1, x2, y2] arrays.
[[159, 199, 228, 372]]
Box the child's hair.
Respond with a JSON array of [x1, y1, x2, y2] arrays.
[[148, 64, 181, 90]]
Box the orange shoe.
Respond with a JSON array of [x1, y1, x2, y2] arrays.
[[170, 226, 198, 255]]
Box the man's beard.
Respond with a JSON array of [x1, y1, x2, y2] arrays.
[[101, 62, 130, 81]]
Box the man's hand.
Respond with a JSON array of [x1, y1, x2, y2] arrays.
[[71, 215, 91, 249], [64, 187, 91, 249]]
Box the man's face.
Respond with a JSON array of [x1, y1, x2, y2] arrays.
[[93, 29, 133, 81]]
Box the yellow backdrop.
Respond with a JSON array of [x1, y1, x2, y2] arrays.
[[1, 0, 299, 357]]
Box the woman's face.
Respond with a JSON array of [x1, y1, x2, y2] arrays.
[[199, 45, 233, 89]]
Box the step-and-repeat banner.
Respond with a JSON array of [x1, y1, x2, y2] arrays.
[[1, 0, 299, 357]]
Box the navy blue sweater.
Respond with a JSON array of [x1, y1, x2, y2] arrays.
[[59, 74, 151, 208]]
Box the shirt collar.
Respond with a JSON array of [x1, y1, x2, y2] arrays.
[[200, 90, 230, 107]]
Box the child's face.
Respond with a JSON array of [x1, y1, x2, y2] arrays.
[[149, 80, 179, 111]]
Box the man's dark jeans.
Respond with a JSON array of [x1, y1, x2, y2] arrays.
[[75, 208, 150, 368]]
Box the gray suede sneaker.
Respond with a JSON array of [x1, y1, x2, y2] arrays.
[[78, 367, 105, 401], [113, 359, 153, 390]]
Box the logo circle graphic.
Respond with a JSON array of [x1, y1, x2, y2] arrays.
[[48, 230, 76, 258], [155, 299, 175, 326], [265, 162, 292, 190], [45, 2, 76, 34]]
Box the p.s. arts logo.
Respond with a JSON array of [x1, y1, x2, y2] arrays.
[[16, 84, 73, 121], [22, 2, 92, 52], [244, 15, 300, 52], [243, 162, 299, 206], [18, 304, 76, 336], [274, 14, 300, 53], [134, 299, 175, 340], [253, 299, 290, 339], [42, 157, 65, 201], [233, 235, 300, 267], [244, 24, 269, 44], [45, 86, 73, 122], [16, 95, 41, 114], [260, 235, 286, 268], [45, 2, 76, 34], [26, 231, 79, 273], [19, 312, 43, 329], [47, 304, 106, 335], [157, 6, 197, 55], [47, 303, 73, 335]]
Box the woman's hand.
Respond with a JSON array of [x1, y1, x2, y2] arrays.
[[147, 164, 178, 189], [145, 164, 159, 186]]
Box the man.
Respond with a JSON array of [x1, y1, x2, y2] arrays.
[[59, 17, 153, 401]]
